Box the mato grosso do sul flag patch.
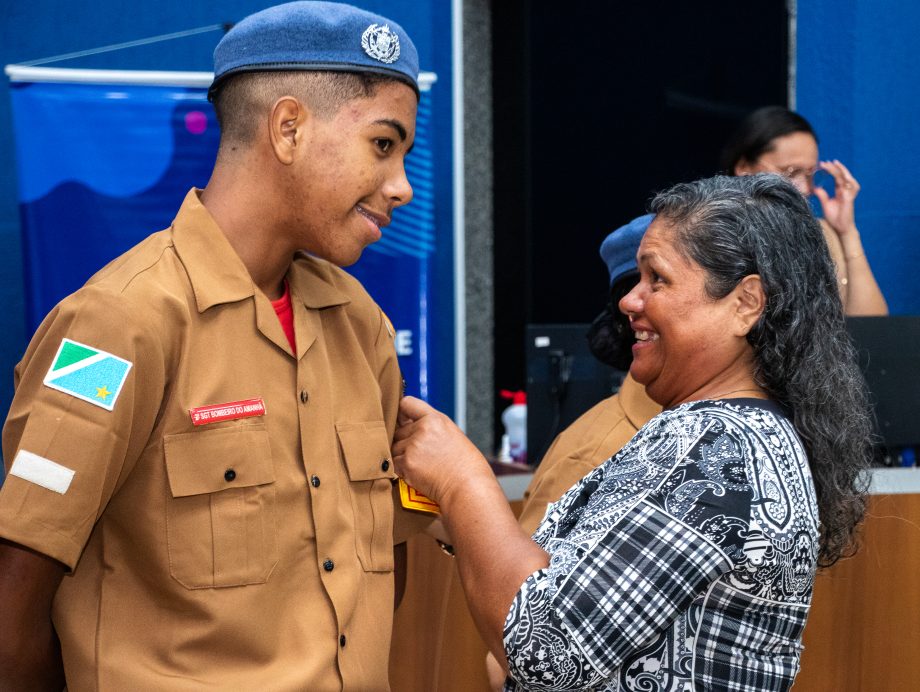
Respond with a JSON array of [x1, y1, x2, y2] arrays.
[[43, 338, 133, 411]]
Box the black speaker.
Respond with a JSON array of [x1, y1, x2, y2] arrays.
[[525, 323, 624, 467], [846, 316, 920, 449]]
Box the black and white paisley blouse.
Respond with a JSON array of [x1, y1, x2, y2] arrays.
[[503, 398, 819, 692]]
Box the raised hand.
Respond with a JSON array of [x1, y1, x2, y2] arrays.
[[813, 159, 860, 236]]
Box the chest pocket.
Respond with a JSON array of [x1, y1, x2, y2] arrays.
[[164, 424, 278, 589], [337, 421, 396, 572]]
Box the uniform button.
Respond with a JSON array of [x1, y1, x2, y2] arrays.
[[323, 559, 334, 572], [300, 390, 309, 404], [224, 468, 236, 482], [339, 634, 346, 647], [381, 459, 390, 472], [311, 475, 321, 488]]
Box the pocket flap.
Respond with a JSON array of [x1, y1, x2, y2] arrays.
[[164, 425, 274, 497], [336, 421, 395, 481]]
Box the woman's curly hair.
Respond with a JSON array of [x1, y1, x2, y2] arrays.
[[650, 174, 873, 567]]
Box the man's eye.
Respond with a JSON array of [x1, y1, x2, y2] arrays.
[[375, 138, 393, 153]]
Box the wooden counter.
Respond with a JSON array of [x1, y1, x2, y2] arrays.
[[389, 469, 920, 691], [793, 471, 920, 690]]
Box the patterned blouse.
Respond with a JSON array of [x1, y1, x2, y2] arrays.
[[503, 399, 819, 692]]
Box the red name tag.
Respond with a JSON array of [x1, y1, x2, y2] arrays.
[[189, 398, 266, 426]]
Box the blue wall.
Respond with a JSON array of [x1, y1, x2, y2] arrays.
[[797, 0, 920, 315], [0, 1, 454, 456]]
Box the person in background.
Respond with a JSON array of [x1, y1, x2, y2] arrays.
[[394, 174, 873, 691], [0, 3, 426, 689], [517, 215, 662, 535], [722, 105, 888, 316], [485, 214, 662, 690]]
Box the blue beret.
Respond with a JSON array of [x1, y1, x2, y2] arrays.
[[209, 1, 419, 101], [600, 213, 655, 288]]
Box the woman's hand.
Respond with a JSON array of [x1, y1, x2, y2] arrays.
[[395, 398, 550, 669], [392, 396, 492, 506], [814, 159, 860, 237]]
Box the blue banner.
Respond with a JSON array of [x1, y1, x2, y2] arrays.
[[9, 70, 448, 409]]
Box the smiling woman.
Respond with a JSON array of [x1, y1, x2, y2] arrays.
[[392, 174, 874, 691], [619, 215, 766, 408]]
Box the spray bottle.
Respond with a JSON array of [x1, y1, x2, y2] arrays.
[[499, 389, 527, 464]]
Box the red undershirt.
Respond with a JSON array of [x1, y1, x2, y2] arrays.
[[271, 281, 296, 353]]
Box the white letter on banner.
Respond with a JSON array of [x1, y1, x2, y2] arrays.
[[395, 330, 414, 356]]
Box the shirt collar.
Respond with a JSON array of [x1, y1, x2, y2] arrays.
[[287, 252, 352, 310], [171, 189, 350, 312]]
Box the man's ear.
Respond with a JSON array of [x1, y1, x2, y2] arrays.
[[268, 96, 308, 165], [732, 274, 765, 336]]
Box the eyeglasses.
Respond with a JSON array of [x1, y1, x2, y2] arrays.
[[758, 163, 820, 191]]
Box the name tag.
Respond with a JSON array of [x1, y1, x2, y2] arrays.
[[189, 398, 266, 426]]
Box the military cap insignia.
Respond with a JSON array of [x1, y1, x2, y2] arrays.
[[43, 338, 132, 411], [361, 23, 401, 64]]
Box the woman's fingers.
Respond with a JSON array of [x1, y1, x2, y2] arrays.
[[392, 397, 489, 504], [820, 159, 860, 199], [833, 159, 860, 195], [399, 395, 434, 421]]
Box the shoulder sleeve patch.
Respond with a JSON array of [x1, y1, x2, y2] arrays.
[[9, 450, 75, 494], [42, 338, 133, 412]]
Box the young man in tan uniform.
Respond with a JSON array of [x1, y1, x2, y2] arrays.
[[0, 2, 426, 689]]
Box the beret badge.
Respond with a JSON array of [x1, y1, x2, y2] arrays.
[[361, 23, 401, 64]]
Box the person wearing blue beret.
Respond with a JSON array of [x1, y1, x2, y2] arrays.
[[519, 214, 662, 536], [0, 2, 425, 689], [482, 215, 662, 690]]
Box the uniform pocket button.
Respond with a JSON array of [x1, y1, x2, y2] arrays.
[[224, 468, 236, 482], [381, 459, 390, 472]]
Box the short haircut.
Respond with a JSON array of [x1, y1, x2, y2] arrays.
[[212, 70, 397, 146], [720, 106, 818, 173]]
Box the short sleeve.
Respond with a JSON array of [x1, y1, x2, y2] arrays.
[[504, 499, 733, 689], [0, 288, 166, 568]]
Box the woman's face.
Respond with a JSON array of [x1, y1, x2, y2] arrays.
[[618, 219, 758, 407], [734, 131, 819, 195]]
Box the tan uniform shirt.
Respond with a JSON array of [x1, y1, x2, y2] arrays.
[[0, 190, 412, 691], [517, 375, 661, 534]]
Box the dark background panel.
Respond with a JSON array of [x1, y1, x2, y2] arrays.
[[492, 1, 788, 448]]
